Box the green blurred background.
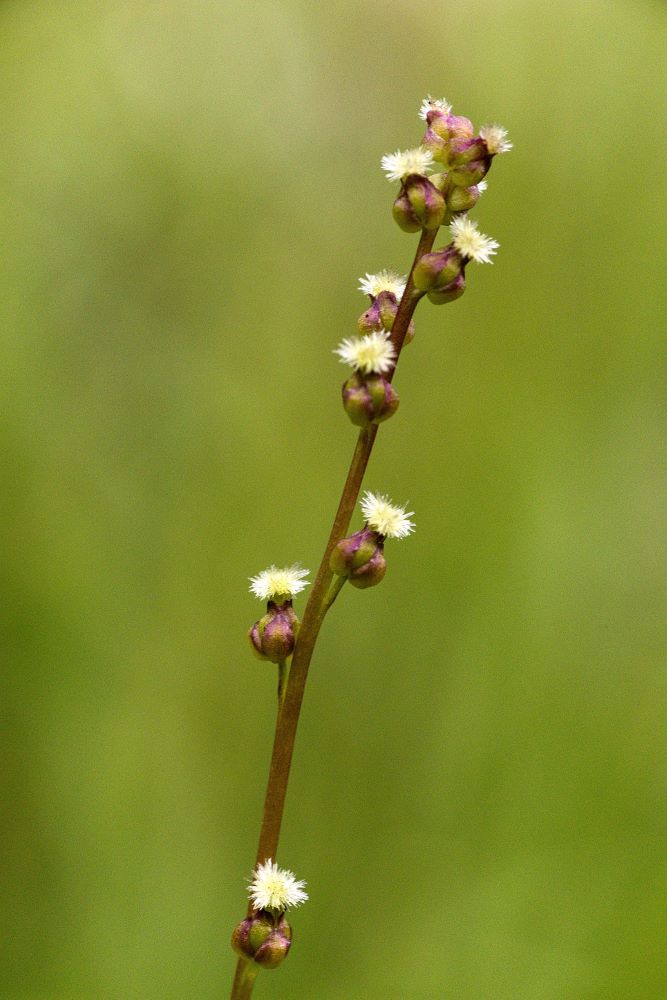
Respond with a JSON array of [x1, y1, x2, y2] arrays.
[[2, 1, 665, 998]]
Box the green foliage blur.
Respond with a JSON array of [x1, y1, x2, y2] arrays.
[[2, 2, 665, 998]]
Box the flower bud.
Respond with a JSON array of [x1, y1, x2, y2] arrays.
[[392, 176, 445, 233], [231, 912, 293, 970], [413, 246, 463, 293], [342, 371, 399, 427], [330, 526, 387, 589], [357, 292, 415, 344], [446, 183, 482, 214], [448, 136, 488, 165], [427, 272, 466, 305], [423, 113, 474, 163], [248, 601, 299, 663], [448, 159, 488, 187]]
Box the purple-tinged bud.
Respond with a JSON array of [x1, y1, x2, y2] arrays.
[[427, 272, 466, 305], [448, 159, 489, 187], [342, 371, 399, 427], [248, 601, 299, 663], [357, 292, 415, 344], [357, 291, 394, 334], [330, 526, 387, 589], [423, 114, 474, 163], [413, 246, 463, 293], [448, 136, 488, 166], [392, 175, 445, 233], [444, 113, 475, 142], [421, 125, 449, 162], [231, 912, 293, 969], [446, 183, 482, 214]]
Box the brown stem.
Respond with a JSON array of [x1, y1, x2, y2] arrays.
[[253, 227, 435, 867], [229, 226, 437, 1000]]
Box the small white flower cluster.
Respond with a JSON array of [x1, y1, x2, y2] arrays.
[[249, 564, 310, 601], [381, 146, 434, 182], [360, 490, 415, 539], [450, 215, 499, 264], [479, 123, 513, 154], [334, 330, 396, 375], [419, 95, 452, 120], [358, 270, 407, 300], [248, 859, 308, 912]]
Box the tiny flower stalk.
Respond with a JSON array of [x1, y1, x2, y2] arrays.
[[230, 96, 510, 1000]]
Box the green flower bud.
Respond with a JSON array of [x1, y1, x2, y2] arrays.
[[231, 912, 293, 970], [248, 601, 299, 663], [342, 371, 399, 427], [330, 526, 387, 589], [448, 159, 488, 187], [413, 246, 463, 293], [446, 182, 482, 214], [426, 272, 466, 305], [392, 175, 445, 233]]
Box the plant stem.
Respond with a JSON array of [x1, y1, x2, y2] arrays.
[[231, 960, 258, 1000], [277, 660, 288, 707], [229, 227, 436, 1000]]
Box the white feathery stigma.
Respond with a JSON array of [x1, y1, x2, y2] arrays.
[[248, 859, 308, 912], [358, 270, 407, 300], [479, 124, 513, 154], [334, 331, 396, 375], [381, 146, 434, 183], [419, 96, 451, 120], [450, 215, 499, 264], [360, 491, 415, 539], [476, 179, 488, 194], [249, 564, 310, 600]]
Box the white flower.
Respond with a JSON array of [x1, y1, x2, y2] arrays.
[[450, 215, 499, 264], [360, 491, 415, 539], [479, 124, 512, 154], [418, 96, 451, 120], [248, 859, 308, 912], [476, 179, 488, 194], [358, 270, 407, 300], [334, 331, 396, 375], [249, 564, 310, 601], [381, 146, 434, 182]]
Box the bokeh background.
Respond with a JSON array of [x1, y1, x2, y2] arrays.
[[2, 1, 665, 998]]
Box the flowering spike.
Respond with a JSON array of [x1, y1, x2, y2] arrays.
[[381, 146, 434, 182], [449, 215, 499, 264], [249, 565, 310, 601], [248, 859, 308, 913], [360, 491, 415, 539], [334, 331, 396, 375]]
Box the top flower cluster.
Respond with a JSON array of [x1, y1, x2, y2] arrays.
[[381, 97, 511, 183], [378, 95, 511, 249]]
